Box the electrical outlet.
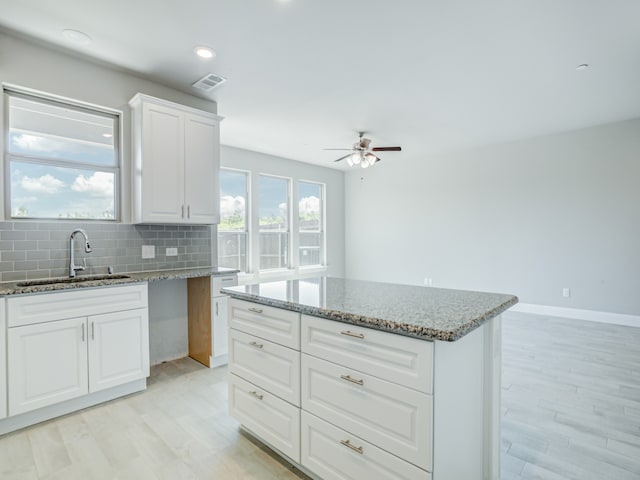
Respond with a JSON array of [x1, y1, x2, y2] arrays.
[[562, 287, 570, 298], [141, 245, 155, 259], [166, 247, 178, 257], [423, 277, 433, 287]]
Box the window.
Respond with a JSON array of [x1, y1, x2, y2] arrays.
[[298, 181, 324, 267], [258, 175, 290, 270], [218, 169, 249, 271], [5, 90, 119, 220]]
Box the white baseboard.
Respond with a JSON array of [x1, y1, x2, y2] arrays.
[[509, 303, 640, 328]]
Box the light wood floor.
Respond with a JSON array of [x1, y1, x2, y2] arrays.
[[0, 312, 639, 479]]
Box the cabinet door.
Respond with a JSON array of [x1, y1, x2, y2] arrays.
[[184, 113, 219, 224], [8, 317, 88, 416], [212, 296, 228, 358], [0, 300, 6, 419], [88, 308, 149, 393], [141, 102, 185, 223]]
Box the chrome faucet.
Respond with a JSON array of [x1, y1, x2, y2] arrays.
[[69, 229, 92, 278]]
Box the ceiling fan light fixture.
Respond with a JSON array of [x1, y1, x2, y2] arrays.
[[351, 151, 362, 165]]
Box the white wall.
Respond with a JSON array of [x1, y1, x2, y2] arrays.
[[221, 145, 345, 281], [0, 30, 217, 223], [345, 118, 640, 316]]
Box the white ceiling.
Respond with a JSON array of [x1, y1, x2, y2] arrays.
[[1, 0, 639, 169]]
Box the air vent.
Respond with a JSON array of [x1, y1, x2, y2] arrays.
[[192, 73, 227, 92]]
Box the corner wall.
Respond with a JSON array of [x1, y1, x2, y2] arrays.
[[345, 118, 640, 317]]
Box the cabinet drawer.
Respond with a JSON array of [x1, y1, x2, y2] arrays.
[[211, 274, 237, 297], [302, 315, 433, 393], [229, 329, 300, 406], [228, 373, 300, 463], [7, 284, 148, 328], [302, 354, 432, 471], [229, 299, 300, 349], [302, 411, 431, 480]]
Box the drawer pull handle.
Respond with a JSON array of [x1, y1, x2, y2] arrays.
[[340, 439, 364, 454], [248, 307, 264, 314], [249, 341, 264, 349], [221, 277, 234, 282], [340, 374, 364, 386], [340, 330, 364, 339], [249, 391, 264, 400]]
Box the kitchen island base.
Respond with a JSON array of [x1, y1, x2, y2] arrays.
[[227, 294, 505, 480]]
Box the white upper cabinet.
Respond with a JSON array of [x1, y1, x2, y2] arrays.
[[130, 94, 221, 224]]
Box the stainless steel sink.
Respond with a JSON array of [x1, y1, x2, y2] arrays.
[[16, 274, 131, 287]]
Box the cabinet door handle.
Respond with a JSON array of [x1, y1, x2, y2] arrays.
[[340, 330, 364, 339], [340, 374, 364, 386], [187, 205, 191, 218], [81, 323, 85, 342], [248, 307, 263, 314], [181, 205, 185, 218], [249, 341, 264, 349], [340, 439, 364, 454], [249, 391, 264, 400], [91, 322, 95, 341], [215, 301, 219, 316]]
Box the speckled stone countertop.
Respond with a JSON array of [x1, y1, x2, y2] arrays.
[[223, 277, 518, 342], [0, 267, 239, 296]]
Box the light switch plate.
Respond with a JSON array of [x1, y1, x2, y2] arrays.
[[166, 247, 178, 257], [141, 245, 155, 259]]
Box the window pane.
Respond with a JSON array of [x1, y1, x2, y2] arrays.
[[259, 175, 289, 269], [10, 161, 115, 219], [8, 96, 116, 167], [218, 231, 247, 271], [298, 181, 323, 266], [218, 169, 249, 271], [219, 170, 248, 232]]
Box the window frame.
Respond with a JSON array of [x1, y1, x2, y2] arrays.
[[257, 173, 292, 272], [218, 167, 251, 273], [297, 179, 326, 268], [3, 86, 121, 221]]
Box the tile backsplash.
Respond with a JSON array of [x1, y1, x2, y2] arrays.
[[0, 221, 213, 282]]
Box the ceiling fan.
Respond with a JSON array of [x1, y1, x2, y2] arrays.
[[325, 132, 401, 168]]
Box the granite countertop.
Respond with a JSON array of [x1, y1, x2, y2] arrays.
[[223, 277, 518, 342], [0, 266, 239, 296]]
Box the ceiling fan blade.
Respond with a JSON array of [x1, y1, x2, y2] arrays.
[[323, 148, 352, 151], [333, 153, 352, 162], [373, 155, 381, 163], [371, 146, 401, 152]]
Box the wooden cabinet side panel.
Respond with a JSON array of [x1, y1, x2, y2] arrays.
[[188, 277, 212, 366]]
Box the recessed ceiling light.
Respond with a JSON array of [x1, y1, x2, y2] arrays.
[[576, 64, 589, 71], [62, 29, 92, 46], [194, 46, 216, 59], [102, 133, 113, 138]]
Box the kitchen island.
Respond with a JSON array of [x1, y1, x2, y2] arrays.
[[223, 277, 517, 480]]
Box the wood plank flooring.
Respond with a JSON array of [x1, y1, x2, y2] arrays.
[[0, 312, 638, 479], [502, 312, 640, 479]]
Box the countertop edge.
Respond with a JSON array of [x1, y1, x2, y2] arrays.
[[0, 267, 240, 296], [223, 288, 519, 342]]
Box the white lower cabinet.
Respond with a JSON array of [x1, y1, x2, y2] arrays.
[[88, 308, 149, 393], [0, 300, 8, 419], [301, 411, 431, 480], [229, 373, 300, 462], [5, 284, 149, 419], [8, 317, 89, 416]]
